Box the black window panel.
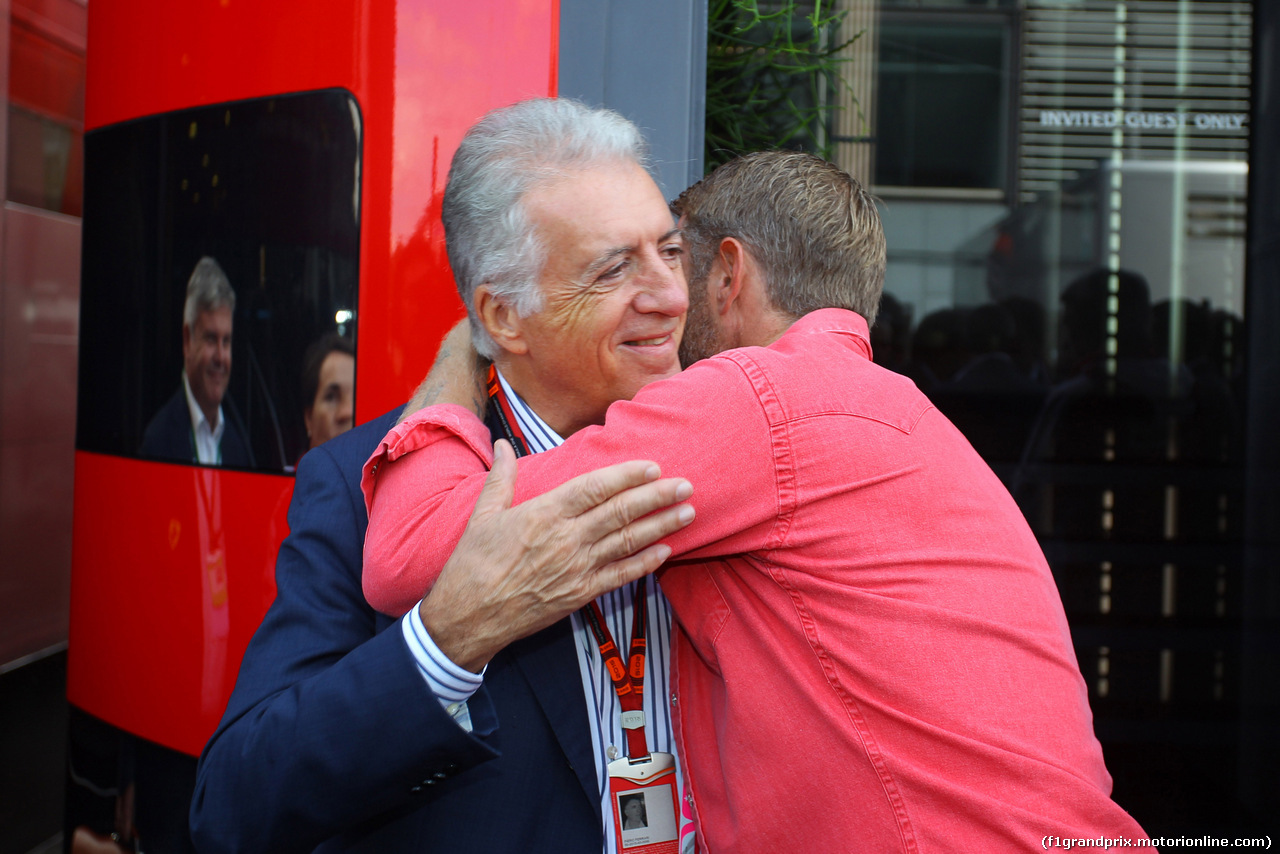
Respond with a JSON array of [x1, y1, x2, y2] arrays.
[[76, 89, 361, 473], [865, 0, 1275, 835], [875, 17, 1010, 189]]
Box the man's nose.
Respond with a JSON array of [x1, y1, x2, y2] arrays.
[[635, 253, 688, 316]]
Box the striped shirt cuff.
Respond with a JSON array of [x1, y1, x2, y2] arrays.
[[402, 604, 485, 731]]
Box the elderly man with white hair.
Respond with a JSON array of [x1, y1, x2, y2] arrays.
[[191, 99, 696, 854]]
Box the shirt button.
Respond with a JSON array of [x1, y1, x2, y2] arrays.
[[670, 692, 678, 706]]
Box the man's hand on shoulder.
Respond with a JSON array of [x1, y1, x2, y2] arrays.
[[420, 439, 694, 672]]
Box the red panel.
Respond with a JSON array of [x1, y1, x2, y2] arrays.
[[72, 0, 560, 754], [83, 0, 372, 133], [11, 0, 87, 53], [0, 208, 79, 664], [359, 0, 559, 420], [0, 443, 74, 660], [67, 453, 293, 755], [0, 206, 79, 445], [8, 20, 85, 124]]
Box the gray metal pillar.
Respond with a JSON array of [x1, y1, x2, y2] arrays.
[[559, 0, 707, 200]]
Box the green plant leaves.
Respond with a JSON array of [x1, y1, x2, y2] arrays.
[[704, 0, 862, 171]]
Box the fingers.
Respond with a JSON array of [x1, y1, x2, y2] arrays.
[[543, 459, 665, 518], [424, 455, 695, 672], [470, 440, 517, 519], [589, 543, 675, 598], [587, 500, 694, 575], [576, 476, 693, 546]]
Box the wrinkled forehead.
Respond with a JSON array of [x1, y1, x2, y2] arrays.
[[525, 162, 676, 266], [523, 158, 666, 217], [191, 305, 234, 333]]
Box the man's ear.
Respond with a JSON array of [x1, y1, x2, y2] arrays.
[[713, 237, 750, 317], [474, 285, 529, 356], [181, 322, 192, 353]]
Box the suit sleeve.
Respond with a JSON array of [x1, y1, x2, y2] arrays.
[[189, 432, 501, 854], [362, 357, 783, 617]]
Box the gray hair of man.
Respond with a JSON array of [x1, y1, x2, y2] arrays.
[[183, 256, 237, 328], [672, 150, 886, 326], [441, 98, 650, 359]]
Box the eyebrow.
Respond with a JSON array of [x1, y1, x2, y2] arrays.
[[584, 227, 684, 278]]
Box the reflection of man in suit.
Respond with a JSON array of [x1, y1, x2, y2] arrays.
[[140, 256, 253, 466], [189, 99, 693, 853]]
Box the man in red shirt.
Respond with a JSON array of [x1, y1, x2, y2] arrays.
[[363, 151, 1149, 852]]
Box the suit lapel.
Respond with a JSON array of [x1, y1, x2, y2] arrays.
[[507, 611, 601, 811], [484, 404, 600, 810]]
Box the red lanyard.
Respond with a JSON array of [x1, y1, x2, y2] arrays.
[[486, 364, 531, 457], [487, 368, 652, 762], [582, 576, 652, 762]]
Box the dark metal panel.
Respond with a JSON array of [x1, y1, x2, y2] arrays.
[[1240, 0, 1280, 820]]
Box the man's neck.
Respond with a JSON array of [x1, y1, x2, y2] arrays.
[[735, 302, 797, 351], [493, 357, 593, 438], [182, 371, 221, 430], [492, 367, 564, 452]]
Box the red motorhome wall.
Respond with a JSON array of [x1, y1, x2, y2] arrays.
[[68, 0, 559, 757]]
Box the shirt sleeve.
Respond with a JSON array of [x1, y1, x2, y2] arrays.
[[361, 403, 498, 614], [401, 606, 485, 731], [362, 355, 784, 617]]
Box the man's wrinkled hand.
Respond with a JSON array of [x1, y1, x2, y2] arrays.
[[420, 439, 694, 672]]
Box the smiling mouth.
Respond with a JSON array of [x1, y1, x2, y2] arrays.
[[625, 334, 672, 347]]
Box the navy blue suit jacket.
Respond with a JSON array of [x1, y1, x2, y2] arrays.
[[140, 385, 254, 468], [189, 410, 602, 853]]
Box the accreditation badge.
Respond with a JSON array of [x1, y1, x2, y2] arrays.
[[608, 751, 680, 854]]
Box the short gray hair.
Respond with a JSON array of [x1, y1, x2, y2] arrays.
[[673, 151, 885, 325], [442, 98, 649, 358], [183, 256, 236, 328]]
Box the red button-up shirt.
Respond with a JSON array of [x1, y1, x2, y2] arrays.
[[363, 309, 1148, 852]]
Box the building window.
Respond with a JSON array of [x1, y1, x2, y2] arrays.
[[874, 8, 1015, 193]]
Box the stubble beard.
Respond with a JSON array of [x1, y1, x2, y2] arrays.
[[678, 278, 722, 369]]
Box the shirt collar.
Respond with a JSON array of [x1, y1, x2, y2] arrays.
[[495, 368, 565, 452], [785, 308, 873, 360], [182, 370, 224, 435]]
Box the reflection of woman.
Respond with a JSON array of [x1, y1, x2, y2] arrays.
[[301, 334, 355, 452], [622, 795, 647, 830]]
